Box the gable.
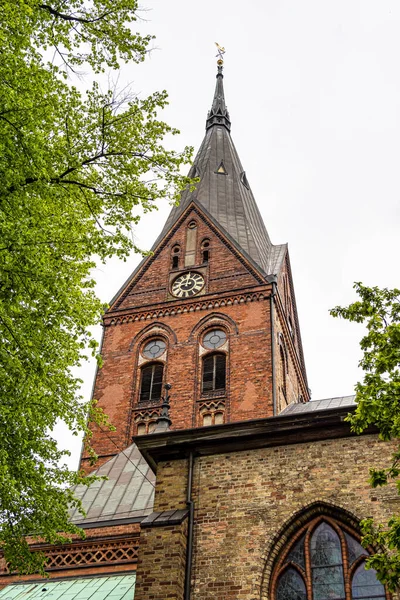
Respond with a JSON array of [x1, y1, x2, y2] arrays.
[[110, 204, 266, 312]]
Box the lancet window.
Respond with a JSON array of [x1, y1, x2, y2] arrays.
[[273, 518, 386, 600], [202, 353, 226, 393], [139, 363, 164, 402], [171, 244, 181, 270], [201, 238, 210, 264]]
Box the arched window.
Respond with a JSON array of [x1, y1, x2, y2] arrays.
[[139, 363, 164, 402], [201, 238, 210, 264], [202, 353, 226, 393], [171, 244, 181, 270], [274, 518, 386, 600]]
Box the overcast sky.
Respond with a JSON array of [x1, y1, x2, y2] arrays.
[[57, 0, 400, 467]]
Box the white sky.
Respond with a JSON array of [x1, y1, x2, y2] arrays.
[[56, 0, 400, 468]]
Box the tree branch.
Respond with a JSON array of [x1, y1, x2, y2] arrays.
[[39, 4, 114, 25]]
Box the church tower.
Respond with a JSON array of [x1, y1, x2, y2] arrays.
[[80, 61, 310, 472], [2, 60, 389, 600]]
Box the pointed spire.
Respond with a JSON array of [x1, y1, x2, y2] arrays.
[[206, 63, 231, 131], [155, 57, 288, 277]]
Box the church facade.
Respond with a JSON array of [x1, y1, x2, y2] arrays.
[[0, 62, 397, 600]]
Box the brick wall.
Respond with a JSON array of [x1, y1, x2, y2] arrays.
[[80, 207, 309, 470], [276, 256, 309, 412], [81, 206, 301, 469], [153, 459, 188, 512], [150, 434, 399, 600], [134, 521, 188, 600], [116, 210, 261, 311], [0, 523, 140, 587], [81, 293, 276, 470]]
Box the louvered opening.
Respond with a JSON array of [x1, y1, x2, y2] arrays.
[[140, 364, 164, 402], [202, 353, 226, 393]]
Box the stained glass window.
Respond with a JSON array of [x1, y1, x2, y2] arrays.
[[352, 563, 385, 600], [345, 532, 366, 566], [276, 569, 307, 600], [274, 519, 386, 600], [285, 535, 305, 569]]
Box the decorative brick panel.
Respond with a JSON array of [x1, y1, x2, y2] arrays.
[[0, 537, 139, 575]]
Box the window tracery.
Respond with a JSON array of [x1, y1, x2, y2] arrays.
[[142, 338, 166, 359], [273, 518, 386, 600], [199, 399, 225, 426], [202, 329, 227, 350]]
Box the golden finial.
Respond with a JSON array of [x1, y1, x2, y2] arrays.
[[215, 42, 226, 65]]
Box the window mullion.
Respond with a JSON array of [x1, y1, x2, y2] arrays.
[[149, 366, 155, 400], [213, 354, 217, 390], [340, 528, 352, 600], [304, 524, 313, 600]]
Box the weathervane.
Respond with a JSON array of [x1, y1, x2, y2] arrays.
[[215, 42, 226, 65]]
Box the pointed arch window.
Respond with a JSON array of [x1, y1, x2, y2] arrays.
[[201, 239, 210, 264], [202, 353, 226, 393], [274, 518, 386, 600], [171, 244, 181, 270], [139, 363, 164, 402]]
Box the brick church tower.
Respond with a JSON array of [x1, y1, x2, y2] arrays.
[[80, 61, 310, 472], [0, 60, 393, 600]]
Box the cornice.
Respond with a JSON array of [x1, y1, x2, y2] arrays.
[[134, 405, 376, 474], [104, 288, 271, 327]]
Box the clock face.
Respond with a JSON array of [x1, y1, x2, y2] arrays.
[[171, 272, 205, 298]]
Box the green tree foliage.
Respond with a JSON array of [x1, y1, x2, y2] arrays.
[[0, 0, 192, 573], [331, 283, 400, 590]]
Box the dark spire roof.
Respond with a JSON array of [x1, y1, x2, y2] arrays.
[[206, 65, 231, 131], [158, 64, 286, 276]]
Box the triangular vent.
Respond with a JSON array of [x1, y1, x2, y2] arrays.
[[215, 160, 227, 175]]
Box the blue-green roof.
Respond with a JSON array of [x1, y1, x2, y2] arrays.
[[0, 574, 136, 600]]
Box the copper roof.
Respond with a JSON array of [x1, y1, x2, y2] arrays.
[[0, 575, 136, 600]]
